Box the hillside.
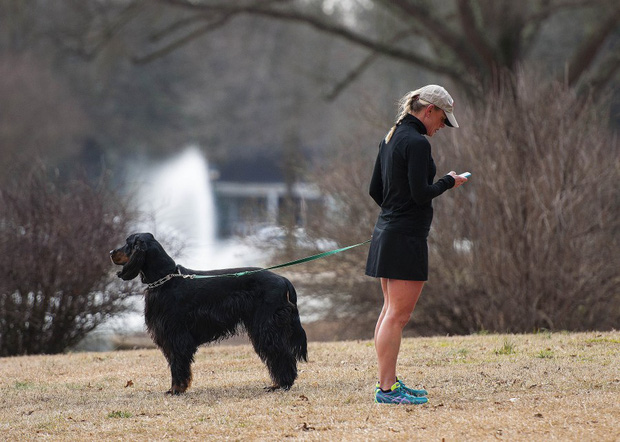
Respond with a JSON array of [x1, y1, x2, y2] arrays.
[[1, 331, 618, 440]]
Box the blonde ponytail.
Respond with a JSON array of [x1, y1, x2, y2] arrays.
[[384, 91, 424, 143], [384, 125, 398, 143]]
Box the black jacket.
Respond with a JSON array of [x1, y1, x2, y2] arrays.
[[369, 114, 454, 237]]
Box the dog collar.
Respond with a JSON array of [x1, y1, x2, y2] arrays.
[[147, 267, 195, 290]]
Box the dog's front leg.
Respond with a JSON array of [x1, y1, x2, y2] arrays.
[[162, 340, 197, 395], [167, 361, 193, 395]]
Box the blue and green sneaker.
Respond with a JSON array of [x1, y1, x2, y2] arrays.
[[375, 377, 428, 397], [396, 377, 428, 397], [374, 381, 428, 405]]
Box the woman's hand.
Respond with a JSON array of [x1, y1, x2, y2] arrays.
[[448, 171, 468, 188]]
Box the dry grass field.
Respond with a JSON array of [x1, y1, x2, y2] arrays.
[[1, 331, 618, 441]]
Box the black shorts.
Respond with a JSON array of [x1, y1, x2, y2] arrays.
[[365, 226, 428, 281]]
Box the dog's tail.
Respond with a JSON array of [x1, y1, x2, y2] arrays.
[[285, 279, 308, 362]]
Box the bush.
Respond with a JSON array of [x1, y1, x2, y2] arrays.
[[0, 165, 135, 356], [424, 76, 620, 333]]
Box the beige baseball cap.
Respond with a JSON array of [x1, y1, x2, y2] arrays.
[[413, 84, 459, 128]]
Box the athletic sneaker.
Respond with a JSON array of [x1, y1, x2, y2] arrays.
[[396, 377, 428, 397], [374, 381, 428, 405], [375, 378, 428, 397]]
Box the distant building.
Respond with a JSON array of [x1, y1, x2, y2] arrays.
[[211, 153, 322, 238]]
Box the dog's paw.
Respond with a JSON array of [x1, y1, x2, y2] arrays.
[[263, 385, 280, 392], [166, 382, 189, 395]]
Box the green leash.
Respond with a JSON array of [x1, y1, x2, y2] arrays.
[[194, 238, 372, 279], [147, 239, 371, 288]]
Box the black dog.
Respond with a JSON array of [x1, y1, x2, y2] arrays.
[[110, 232, 307, 395]]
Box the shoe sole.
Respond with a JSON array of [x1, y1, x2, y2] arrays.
[[374, 395, 428, 405]]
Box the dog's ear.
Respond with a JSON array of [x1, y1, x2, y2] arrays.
[[133, 236, 148, 252]]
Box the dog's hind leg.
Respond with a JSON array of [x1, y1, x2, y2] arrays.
[[250, 306, 299, 391], [285, 282, 308, 363], [290, 314, 308, 363], [161, 336, 197, 395]]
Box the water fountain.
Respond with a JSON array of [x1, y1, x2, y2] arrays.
[[137, 146, 215, 268], [136, 146, 264, 270]]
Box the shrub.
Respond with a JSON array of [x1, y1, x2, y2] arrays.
[[0, 165, 135, 356], [424, 74, 620, 333]]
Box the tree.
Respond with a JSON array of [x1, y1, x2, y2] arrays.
[[0, 166, 136, 356], [0, 54, 88, 184], [128, 0, 620, 99]]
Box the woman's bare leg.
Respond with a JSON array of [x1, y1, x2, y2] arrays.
[[375, 279, 424, 390], [374, 278, 389, 347]]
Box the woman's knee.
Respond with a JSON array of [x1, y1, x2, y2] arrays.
[[384, 309, 412, 329]]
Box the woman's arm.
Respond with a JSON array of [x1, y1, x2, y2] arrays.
[[407, 141, 455, 205], [369, 150, 384, 206]]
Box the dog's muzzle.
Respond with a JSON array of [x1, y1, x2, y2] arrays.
[[110, 249, 130, 265]]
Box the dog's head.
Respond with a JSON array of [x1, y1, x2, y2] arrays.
[[110, 233, 154, 281]]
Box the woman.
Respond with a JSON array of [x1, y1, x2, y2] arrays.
[[366, 85, 468, 404]]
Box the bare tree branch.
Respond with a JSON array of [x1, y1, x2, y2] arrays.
[[115, 0, 619, 96], [565, 2, 620, 86], [456, 0, 496, 72], [579, 50, 620, 97], [133, 12, 236, 64], [324, 29, 415, 100], [78, 0, 147, 60], [149, 0, 462, 78], [324, 51, 381, 101], [148, 12, 216, 43]]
